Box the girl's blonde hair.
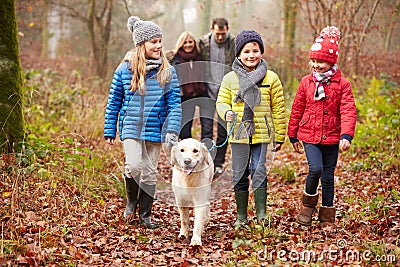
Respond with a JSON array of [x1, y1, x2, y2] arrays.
[[126, 44, 171, 94], [172, 31, 200, 54]]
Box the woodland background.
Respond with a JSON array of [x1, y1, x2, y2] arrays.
[[0, 0, 399, 266]]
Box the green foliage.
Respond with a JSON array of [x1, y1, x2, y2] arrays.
[[0, 70, 121, 263], [272, 164, 296, 183], [392, 189, 400, 200], [233, 219, 274, 263], [351, 75, 400, 171], [11, 69, 117, 200], [364, 240, 398, 266], [369, 194, 385, 215]]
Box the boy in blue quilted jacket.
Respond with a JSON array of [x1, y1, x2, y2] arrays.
[[104, 16, 181, 229]]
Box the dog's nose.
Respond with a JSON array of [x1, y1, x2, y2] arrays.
[[183, 158, 192, 165]]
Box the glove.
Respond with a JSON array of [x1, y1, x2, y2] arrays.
[[165, 132, 178, 149]]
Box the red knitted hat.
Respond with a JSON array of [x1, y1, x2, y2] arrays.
[[309, 26, 341, 65]]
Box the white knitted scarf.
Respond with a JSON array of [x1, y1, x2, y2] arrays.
[[312, 64, 338, 100]]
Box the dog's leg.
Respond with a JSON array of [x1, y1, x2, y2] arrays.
[[190, 204, 209, 246], [178, 206, 190, 239]]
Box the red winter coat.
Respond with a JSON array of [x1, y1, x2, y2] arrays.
[[288, 69, 356, 145]]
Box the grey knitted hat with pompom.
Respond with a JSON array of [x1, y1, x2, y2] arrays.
[[127, 16, 162, 46]]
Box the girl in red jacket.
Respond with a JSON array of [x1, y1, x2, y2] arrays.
[[288, 26, 356, 231]]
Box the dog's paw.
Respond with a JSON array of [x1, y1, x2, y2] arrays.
[[178, 233, 188, 240], [179, 228, 189, 238], [189, 235, 202, 246]]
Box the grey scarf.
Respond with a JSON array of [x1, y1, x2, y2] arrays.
[[136, 58, 162, 94], [232, 58, 267, 139]]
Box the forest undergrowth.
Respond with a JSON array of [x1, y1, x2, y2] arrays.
[[0, 69, 399, 266]]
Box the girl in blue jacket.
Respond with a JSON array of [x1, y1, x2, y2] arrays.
[[104, 16, 181, 229]]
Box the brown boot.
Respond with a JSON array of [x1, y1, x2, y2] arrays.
[[318, 206, 336, 231], [296, 192, 318, 226]]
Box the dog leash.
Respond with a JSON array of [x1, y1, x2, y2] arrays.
[[208, 114, 237, 152]]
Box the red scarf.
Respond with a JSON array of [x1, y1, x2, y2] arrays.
[[177, 49, 205, 98]]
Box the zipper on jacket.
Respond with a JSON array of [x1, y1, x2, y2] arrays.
[[138, 94, 145, 137], [264, 115, 271, 137]]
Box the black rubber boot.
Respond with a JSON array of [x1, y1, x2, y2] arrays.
[[234, 191, 249, 227], [123, 175, 139, 223], [138, 184, 159, 229]]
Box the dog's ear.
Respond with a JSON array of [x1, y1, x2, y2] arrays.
[[201, 143, 211, 166], [170, 145, 177, 166]]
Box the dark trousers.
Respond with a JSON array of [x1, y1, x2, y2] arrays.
[[179, 92, 213, 140], [200, 98, 227, 168], [179, 93, 227, 168], [303, 142, 339, 207]]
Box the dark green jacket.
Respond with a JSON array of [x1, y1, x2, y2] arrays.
[[198, 32, 236, 94]]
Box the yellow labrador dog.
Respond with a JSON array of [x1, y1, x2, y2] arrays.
[[171, 138, 214, 246]]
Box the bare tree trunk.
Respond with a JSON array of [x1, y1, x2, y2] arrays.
[[50, 0, 113, 78], [87, 0, 113, 78], [41, 0, 49, 58], [199, 0, 212, 35], [0, 0, 24, 153], [283, 0, 298, 91], [355, 0, 381, 75], [383, 0, 400, 52]]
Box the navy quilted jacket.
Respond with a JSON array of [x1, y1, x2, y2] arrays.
[[104, 61, 182, 142]]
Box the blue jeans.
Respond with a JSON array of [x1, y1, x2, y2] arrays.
[[303, 142, 339, 207], [231, 143, 268, 192]]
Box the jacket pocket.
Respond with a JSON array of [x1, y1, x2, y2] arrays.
[[299, 114, 310, 127]]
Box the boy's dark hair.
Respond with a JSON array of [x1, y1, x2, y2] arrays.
[[212, 18, 229, 29]]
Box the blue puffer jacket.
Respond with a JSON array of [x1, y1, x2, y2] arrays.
[[104, 61, 181, 142]]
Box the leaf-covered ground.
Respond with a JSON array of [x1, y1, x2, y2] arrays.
[[1, 136, 399, 266]]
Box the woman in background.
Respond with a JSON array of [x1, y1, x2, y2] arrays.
[[169, 31, 207, 140]]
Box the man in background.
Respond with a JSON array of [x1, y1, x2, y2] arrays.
[[199, 17, 235, 175]]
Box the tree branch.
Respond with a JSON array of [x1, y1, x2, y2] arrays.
[[121, 0, 131, 16], [358, 0, 381, 53], [49, 0, 89, 24]]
